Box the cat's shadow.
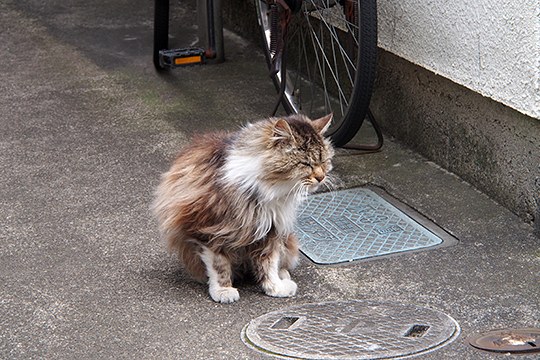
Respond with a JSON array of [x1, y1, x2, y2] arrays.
[[140, 256, 260, 298]]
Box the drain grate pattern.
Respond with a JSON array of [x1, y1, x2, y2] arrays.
[[242, 300, 460, 359], [296, 188, 445, 264]]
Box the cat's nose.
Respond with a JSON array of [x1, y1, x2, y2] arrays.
[[314, 174, 325, 183], [313, 169, 325, 183], [313, 166, 325, 183]]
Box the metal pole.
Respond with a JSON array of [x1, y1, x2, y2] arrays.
[[197, 0, 224, 64]]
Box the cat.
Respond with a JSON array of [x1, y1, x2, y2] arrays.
[[152, 113, 334, 303]]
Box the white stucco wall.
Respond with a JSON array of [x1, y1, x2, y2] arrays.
[[378, 0, 540, 120]]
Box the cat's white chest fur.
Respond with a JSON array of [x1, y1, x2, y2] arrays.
[[221, 152, 304, 240], [255, 195, 298, 239]]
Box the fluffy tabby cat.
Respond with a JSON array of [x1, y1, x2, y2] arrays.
[[152, 113, 334, 303]]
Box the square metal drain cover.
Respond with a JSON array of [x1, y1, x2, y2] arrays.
[[296, 187, 456, 264]]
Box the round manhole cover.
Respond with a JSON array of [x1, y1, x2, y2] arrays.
[[468, 328, 540, 354], [242, 300, 460, 359]]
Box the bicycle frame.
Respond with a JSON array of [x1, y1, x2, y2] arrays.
[[197, 0, 224, 64]]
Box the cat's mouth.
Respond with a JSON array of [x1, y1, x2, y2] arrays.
[[307, 179, 324, 193], [305, 172, 333, 193], [308, 185, 320, 193]]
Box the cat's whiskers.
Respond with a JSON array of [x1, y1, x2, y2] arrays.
[[319, 175, 337, 203], [285, 180, 307, 203], [322, 175, 337, 192], [284, 182, 300, 201]]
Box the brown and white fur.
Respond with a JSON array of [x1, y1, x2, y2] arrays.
[[152, 113, 334, 303]]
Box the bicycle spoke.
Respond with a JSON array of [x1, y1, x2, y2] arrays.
[[300, 25, 316, 115], [305, 12, 349, 113], [327, 20, 355, 87], [307, 23, 330, 112], [306, 2, 357, 72], [305, 1, 357, 99]]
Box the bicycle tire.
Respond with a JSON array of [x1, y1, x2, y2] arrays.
[[153, 0, 170, 71], [255, 0, 378, 147]]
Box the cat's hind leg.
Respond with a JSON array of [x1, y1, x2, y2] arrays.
[[174, 237, 207, 283], [200, 247, 240, 303]]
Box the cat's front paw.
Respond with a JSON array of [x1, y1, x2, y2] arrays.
[[263, 279, 297, 298], [209, 286, 240, 304]]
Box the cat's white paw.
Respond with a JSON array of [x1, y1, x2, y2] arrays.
[[209, 286, 240, 304], [263, 279, 297, 298]]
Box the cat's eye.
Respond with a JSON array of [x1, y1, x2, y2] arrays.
[[299, 161, 313, 169]]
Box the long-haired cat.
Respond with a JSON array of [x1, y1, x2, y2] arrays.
[[152, 113, 334, 303]]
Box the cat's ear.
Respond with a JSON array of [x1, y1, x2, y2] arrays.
[[312, 113, 333, 135], [272, 119, 295, 143]]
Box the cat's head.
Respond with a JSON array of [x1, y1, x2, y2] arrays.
[[260, 113, 335, 195]]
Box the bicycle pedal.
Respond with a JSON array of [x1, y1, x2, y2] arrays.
[[159, 48, 206, 68]]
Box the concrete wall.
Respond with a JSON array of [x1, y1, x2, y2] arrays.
[[378, 0, 540, 120], [370, 50, 540, 231]]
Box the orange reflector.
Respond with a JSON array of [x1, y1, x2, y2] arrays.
[[174, 56, 202, 65]]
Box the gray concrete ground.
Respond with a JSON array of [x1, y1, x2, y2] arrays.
[[1, 1, 538, 359]]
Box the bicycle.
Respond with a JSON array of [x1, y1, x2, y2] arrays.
[[153, 0, 382, 149]]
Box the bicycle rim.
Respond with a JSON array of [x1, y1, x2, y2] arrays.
[[256, 0, 377, 146]]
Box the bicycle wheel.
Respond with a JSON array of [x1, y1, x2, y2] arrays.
[[255, 0, 378, 146]]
